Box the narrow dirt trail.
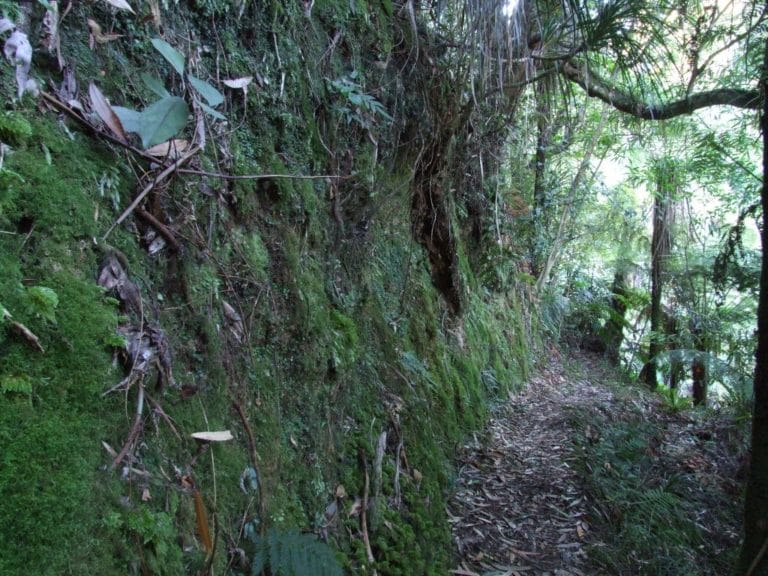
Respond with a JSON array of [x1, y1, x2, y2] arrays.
[[448, 349, 746, 576], [448, 350, 612, 575]]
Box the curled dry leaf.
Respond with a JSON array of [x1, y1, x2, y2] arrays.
[[87, 19, 124, 45], [223, 76, 253, 92], [191, 430, 234, 442], [41, 1, 64, 69], [222, 300, 244, 343], [102, 0, 135, 14], [89, 82, 128, 142], [0, 18, 14, 34], [3, 29, 35, 99], [145, 139, 190, 159]]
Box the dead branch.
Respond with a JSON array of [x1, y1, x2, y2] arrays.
[[112, 380, 145, 468], [232, 401, 266, 536], [135, 207, 181, 252], [358, 448, 376, 566], [104, 145, 200, 240], [177, 168, 346, 181]]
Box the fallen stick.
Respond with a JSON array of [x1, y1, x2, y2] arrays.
[[112, 381, 145, 468], [103, 145, 200, 240], [359, 448, 375, 565]]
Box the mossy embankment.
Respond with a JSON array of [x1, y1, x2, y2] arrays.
[[0, 2, 536, 574]]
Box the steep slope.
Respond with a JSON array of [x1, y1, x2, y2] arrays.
[[0, 2, 534, 574]]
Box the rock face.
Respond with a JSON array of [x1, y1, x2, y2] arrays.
[[0, 2, 533, 574]]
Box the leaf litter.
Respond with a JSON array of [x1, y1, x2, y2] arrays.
[[448, 349, 747, 576]]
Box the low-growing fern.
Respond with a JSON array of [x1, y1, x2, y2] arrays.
[[250, 529, 343, 576]]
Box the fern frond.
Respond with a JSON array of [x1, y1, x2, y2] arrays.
[[250, 529, 343, 576]]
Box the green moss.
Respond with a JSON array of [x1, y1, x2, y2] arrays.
[[0, 1, 544, 574], [0, 111, 33, 145]]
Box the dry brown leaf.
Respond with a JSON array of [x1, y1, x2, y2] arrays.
[[223, 77, 253, 90], [223, 76, 253, 98], [102, 0, 135, 13], [222, 300, 244, 342], [191, 430, 234, 442], [87, 19, 123, 45], [89, 82, 128, 142], [347, 496, 362, 517], [148, 0, 162, 28], [145, 139, 190, 159], [41, 1, 64, 69], [101, 441, 118, 458], [193, 489, 213, 553], [9, 319, 44, 352]]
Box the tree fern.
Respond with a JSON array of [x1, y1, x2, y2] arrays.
[[250, 529, 343, 576]]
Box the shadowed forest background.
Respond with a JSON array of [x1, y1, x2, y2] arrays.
[[1, 0, 767, 574]]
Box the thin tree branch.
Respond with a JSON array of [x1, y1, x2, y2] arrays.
[[176, 168, 345, 180], [562, 61, 761, 119]]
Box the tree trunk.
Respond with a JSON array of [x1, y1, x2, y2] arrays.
[[531, 82, 552, 278], [602, 269, 628, 365], [666, 312, 683, 390], [644, 181, 669, 389], [737, 20, 768, 576], [691, 317, 707, 406]]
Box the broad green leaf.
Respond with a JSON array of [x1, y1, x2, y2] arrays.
[[141, 73, 170, 98], [198, 100, 226, 120], [137, 96, 189, 148], [113, 106, 142, 134], [188, 75, 224, 107], [151, 38, 185, 75]]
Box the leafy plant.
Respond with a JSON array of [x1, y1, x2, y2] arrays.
[[326, 71, 392, 130], [0, 374, 33, 397], [112, 38, 226, 148], [25, 286, 58, 324], [249, 529, 343, 576], [656, 383, 692, 412]]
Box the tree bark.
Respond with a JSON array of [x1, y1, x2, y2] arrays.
[[561, 61, 761, 120], [644, 179, 670, 389], [602, 269, 628, 365], [688, 315, 707, 405], [737, 21, 768, 576], [531, 81, 552, 277]]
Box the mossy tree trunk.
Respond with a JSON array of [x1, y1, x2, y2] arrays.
[[602, 269, 628, 365]]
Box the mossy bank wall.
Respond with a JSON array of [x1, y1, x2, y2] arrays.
[[0, 2, 534, 574]]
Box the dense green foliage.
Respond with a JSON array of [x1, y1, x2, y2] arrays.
[[0, 1, 533, 574], [1, 0, 765, 572]]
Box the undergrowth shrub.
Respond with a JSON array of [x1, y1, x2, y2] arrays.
[[249, 529, 343, 576], [572, 415, 704, 575]]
